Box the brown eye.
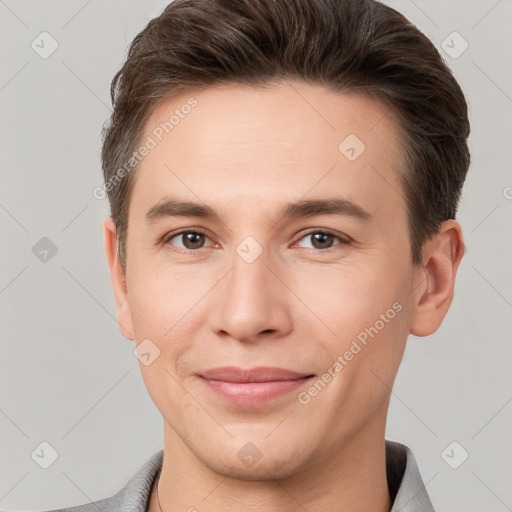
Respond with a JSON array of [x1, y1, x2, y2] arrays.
[[310, 232, 336, 249], [165, 230, 213, 251], [295, 230, 348, 252], [180, 232, 205, 249]]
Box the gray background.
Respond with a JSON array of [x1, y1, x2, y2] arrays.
[[1, 0, 511, 510]]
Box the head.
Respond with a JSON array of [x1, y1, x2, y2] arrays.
[[103, 0, 469, 479]]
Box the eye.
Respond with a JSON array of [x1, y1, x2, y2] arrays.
[[162, 228, 350, 253], [163, 229, 215, 251], [294, 229, 350, 252]]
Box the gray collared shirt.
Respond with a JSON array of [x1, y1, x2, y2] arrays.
[[37, 440, 435, 512], [387, 441, 435, 511]]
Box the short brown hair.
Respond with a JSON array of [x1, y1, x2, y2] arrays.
[[101, 0, 470, 269]]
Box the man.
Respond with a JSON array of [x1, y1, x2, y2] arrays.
[[46, 0, 470, 510]]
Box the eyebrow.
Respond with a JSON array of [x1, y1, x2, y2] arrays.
[[145, 197, 372, 223]]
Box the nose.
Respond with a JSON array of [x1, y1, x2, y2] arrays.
[[209, 243, 293, 344]]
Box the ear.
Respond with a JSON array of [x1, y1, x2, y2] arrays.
[[103, 217, 135, 340], [410, 219, 465, 337]]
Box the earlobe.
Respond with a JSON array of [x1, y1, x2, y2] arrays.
[[103, 217, 135, 340], [410, 220, 465, 337]]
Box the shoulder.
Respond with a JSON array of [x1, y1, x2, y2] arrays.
[[22, 450, 164, 512], [35, 494, 118, 512]]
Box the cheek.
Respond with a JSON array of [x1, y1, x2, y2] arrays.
[[128, 264, 207, 335], [293, 262, 399, 328], [126, 267, 209, 388], [294, 260, 412, 380], [127, 268, 199, 415]]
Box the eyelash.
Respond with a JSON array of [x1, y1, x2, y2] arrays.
[[162, 228, 350, 254]]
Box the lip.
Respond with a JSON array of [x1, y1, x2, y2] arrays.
[[198, 366, 315, 406]]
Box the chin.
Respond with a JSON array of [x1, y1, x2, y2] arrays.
[[198, 441, 313, 481], [206, 458, 305, 481]]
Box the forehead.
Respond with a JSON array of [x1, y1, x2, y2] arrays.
[[130, 81, 405, 220]]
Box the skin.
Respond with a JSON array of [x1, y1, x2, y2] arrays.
[[104, 81, 464, 512]]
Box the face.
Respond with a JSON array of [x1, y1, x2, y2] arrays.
[[105, 81, 456, 479]]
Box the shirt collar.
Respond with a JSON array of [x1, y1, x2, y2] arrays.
[[387, 440, 436, 512]]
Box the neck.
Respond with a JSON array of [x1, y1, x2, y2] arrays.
[[152, 419, 391, 512]]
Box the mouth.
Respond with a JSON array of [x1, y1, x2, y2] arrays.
[[198, 366, 315, 406]]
